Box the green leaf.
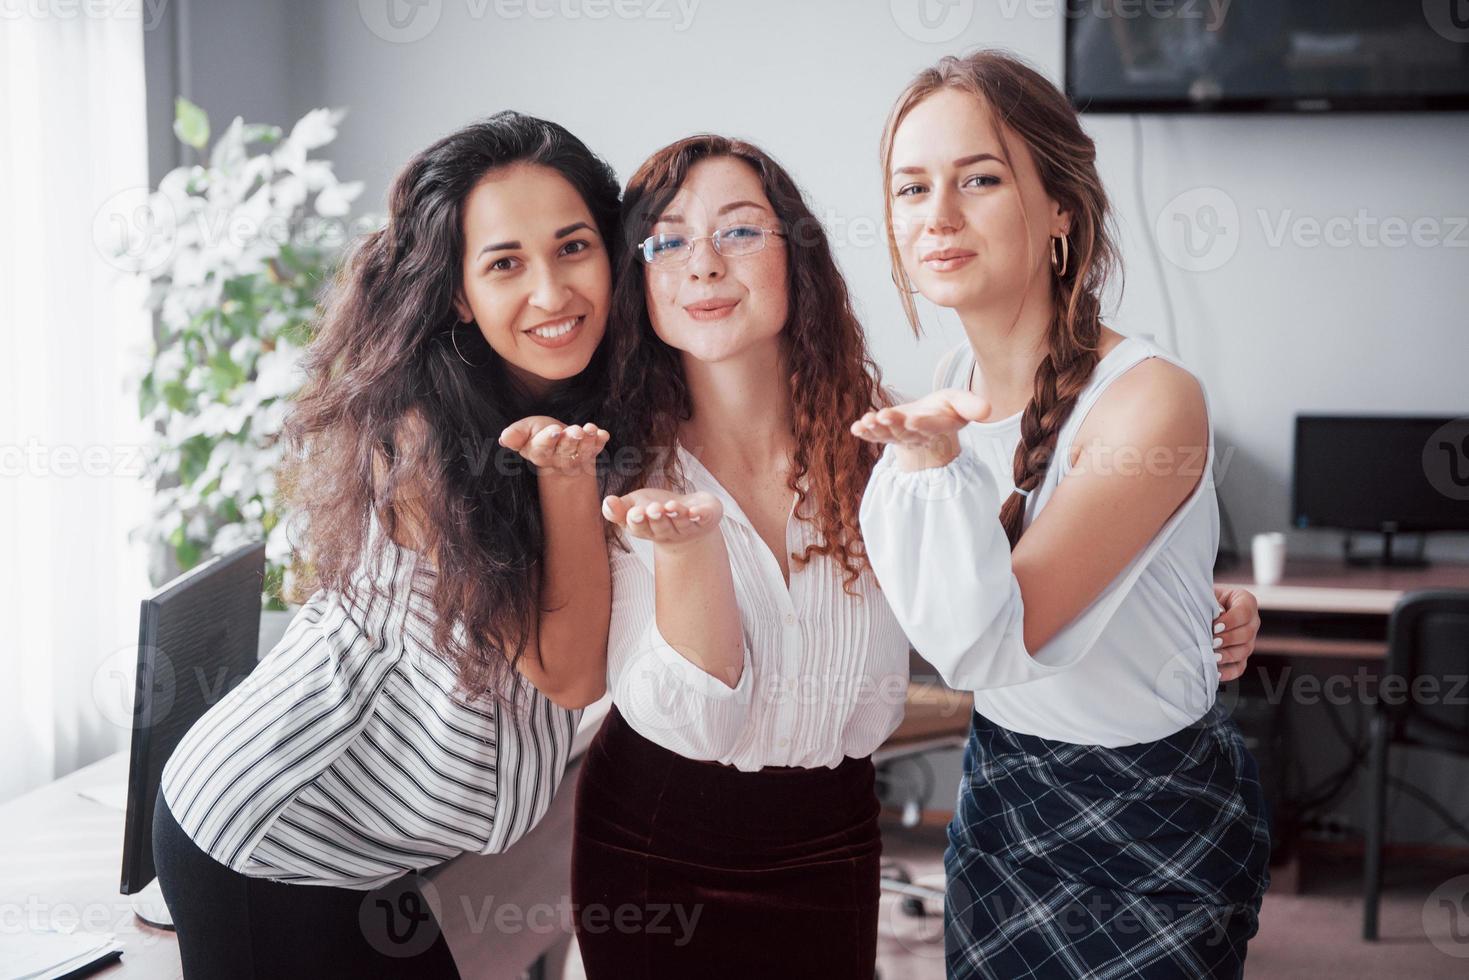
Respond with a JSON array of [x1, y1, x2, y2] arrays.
[[263, 563, 287, 609], [175, 538, 202, 571], [179, 435, 213, 484], [174, 97, 210, 151], [161, 380, 191, 412], [138, 372, 158, 417], [243, 124, 283, 146], [208, 350, 246, 395]]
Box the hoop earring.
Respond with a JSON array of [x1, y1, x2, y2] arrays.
[[451, 322, 483, 367], [1050, 235, 1069, 278]]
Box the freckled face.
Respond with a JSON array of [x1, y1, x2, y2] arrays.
[[454, 164, 611, 388], [641, 156, 788, 365]]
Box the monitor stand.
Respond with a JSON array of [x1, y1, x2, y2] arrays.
[[1343, 528, 1429, 568], [129, 878, 175, 930]]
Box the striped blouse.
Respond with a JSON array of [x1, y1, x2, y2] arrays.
[[607, 444, 911, 772], [160, 514, 579, 890]]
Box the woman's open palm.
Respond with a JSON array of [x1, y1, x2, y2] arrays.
[[850, 389, 991, 447], [602, 488, 724, 547]]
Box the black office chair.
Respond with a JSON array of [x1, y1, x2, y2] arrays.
[[1362, 589, 1469, 940]]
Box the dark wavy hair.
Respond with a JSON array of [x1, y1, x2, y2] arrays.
[[881, 50, 1122, 549], [278, 111, 622, 705], [605, 135, 890, 594]]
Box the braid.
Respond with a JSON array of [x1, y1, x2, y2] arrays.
[[998, 291, 1103, 549], [879, 50, 1124, 548]]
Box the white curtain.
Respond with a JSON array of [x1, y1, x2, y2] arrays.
[[0, 10, 153, 802]]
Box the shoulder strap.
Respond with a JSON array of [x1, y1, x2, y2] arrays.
[[933, 343, 968, 391]]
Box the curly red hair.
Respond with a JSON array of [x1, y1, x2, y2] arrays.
[[605, 135, 891, 593]]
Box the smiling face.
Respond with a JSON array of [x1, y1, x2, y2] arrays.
[[641, 156, 789, 366], [454, 163, 611, 392], [888, 88, 1069, 319]]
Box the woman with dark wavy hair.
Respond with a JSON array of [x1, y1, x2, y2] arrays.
[[152, 111, 621, 979], [855, 51, 1270, 979]]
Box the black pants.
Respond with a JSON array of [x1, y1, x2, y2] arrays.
[[152, 792, 460, 980], [572, 706, 882, 979]]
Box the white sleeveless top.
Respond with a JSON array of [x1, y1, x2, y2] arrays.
[[858, 334, 1223, 746]]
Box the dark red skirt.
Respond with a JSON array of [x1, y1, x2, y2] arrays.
[[570, 705, 882, 979]]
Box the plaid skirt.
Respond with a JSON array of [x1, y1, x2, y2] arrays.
[[945, 702, 1271, 980]]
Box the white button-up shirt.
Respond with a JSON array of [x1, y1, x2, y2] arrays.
[[607, 445, 911, 771]]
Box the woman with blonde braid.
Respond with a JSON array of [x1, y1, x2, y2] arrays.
[[854, 52, 1270, 979]]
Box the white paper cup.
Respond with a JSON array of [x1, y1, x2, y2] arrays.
[[1251, 532, 1287, 586]]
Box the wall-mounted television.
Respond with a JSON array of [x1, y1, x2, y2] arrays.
[[1065, 1, 1469, 113]]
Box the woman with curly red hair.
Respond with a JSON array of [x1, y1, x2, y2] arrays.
[[569, 134, 907, 978]]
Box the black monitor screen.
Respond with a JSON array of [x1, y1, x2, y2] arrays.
[[1293, 415, 1469, 533], [1066, 1, 1469, 112], [120, 542, 265, 894]]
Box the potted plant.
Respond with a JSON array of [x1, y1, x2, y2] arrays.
[[116, 98, 378, 643]]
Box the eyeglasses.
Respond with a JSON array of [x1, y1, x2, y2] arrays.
[[635, 224, 785, 267]]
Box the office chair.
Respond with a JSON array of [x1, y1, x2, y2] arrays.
[[875, 679, 974, 917], [1362, 589, 1469, 940]]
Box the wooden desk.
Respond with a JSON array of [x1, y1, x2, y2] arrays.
[[0, 698, 612, 979], [1214, 559, 1469, 891], [0, 753, 178, 978], [1215, 559, 1469, 659]]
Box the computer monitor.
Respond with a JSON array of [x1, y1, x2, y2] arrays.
[[1292, 414, 1469, 563], [120, 542, 266, 901]]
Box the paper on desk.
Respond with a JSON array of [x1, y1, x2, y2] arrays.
[[75, 778, 129, 813], [3, 930, 123, 980]]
